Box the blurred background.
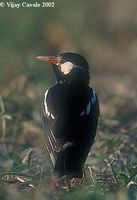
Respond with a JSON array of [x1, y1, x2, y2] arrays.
[[0, 0, 137, 199], [0, 0, 137, 119], [0, 0, 137, 121]]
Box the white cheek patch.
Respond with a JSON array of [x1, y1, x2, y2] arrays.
[[60, 62, 74, 75]]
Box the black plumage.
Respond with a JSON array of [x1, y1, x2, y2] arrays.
[[36, 52, 99, 183]]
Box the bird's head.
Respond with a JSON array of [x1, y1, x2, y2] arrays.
[[36, 52, 90, 85]]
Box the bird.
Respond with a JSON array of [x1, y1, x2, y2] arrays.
[[36, 52, 99, 187]]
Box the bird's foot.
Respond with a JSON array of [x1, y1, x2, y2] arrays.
[[53, 175, 84, 191]]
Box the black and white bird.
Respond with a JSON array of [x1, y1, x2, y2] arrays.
[[36, 52, 99, 185]]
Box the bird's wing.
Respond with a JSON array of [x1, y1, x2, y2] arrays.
[[42, 89, 62, 167]]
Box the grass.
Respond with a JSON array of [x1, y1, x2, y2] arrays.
[[0, 79, 137, 200]]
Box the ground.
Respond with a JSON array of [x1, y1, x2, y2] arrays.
[[0, 71, 137, 200]]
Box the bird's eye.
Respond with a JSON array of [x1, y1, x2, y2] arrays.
[[58, 65, 61, 71]]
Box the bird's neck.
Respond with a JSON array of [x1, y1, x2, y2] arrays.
[[58, 80, 89, 91]]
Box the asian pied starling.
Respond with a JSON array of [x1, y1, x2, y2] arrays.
[[36, 52, 99, 187]]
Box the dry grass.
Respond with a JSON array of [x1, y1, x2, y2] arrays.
[[0, 78, 137, 200]]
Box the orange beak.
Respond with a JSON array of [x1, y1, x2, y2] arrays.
[[36, 55, 65, 66]]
